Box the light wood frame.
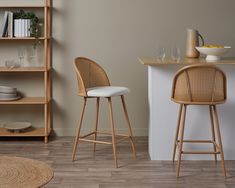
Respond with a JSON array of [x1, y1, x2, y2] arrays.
[[171, 64, 227, 177], [72, 57, 136, 168]]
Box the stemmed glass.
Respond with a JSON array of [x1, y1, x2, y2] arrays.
[[18, 47, 25, 67], [27, 45, 36, 66], [156, 46, 166, 62], [171, 47, 181, 62]]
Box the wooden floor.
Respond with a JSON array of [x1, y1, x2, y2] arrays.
[[1, 137, 235, 188]]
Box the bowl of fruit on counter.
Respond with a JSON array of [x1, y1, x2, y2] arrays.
[[196, 45, 231, 61]]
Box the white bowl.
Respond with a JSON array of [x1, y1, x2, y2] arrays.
[[195, 46, 231, 61]]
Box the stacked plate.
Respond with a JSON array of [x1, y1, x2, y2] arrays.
[[4, 122, 32, 133], [0, 86, 21, 101]]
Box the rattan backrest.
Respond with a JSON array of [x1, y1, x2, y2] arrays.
[[171, 64, 227, 104], [74, 57, 110, 96]]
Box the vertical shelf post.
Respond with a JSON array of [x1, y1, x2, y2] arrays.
[[43, 0, 52, 142]]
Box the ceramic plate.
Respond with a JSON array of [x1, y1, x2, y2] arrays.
[[0, 94, 21, 101], [0, 86, 17, 94], [4, 122, 32, 131], [0, 93, 17, 98]]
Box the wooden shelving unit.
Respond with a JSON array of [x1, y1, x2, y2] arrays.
[[0, 0, 52, 143]]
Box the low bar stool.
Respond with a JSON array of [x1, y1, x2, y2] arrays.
[[171, 64, 227, 177], [72, 57, 136, 168]]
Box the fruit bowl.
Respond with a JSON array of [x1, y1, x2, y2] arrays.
[[195, 46, 231, 61]]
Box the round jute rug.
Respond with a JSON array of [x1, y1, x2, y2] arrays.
[[0, 156, 53, 188]]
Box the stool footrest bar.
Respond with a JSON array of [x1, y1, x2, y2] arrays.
[[96, 131, 130, 137], [177, 140, 213, 143], [182, 151, 220, 154], [79, 138, 112, 145], [80, 132, 96, 139]]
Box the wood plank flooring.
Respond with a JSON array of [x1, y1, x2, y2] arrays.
[[1, 137, 235, 188]]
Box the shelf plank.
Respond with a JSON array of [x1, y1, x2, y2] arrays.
[[0, 37, 50, 40], [0, 97, 50, 105], [0, 6, 48, 9], [0, 127, 50, 137], [0, 67, 49, 72]]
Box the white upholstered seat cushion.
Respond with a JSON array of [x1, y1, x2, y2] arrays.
[[86, 86, 130, 97]]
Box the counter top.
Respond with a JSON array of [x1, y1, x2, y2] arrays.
[[138, 57, 235, 66]]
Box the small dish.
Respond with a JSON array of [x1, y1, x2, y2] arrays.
[[0, 93, 17, 98], [196, 46, 231, 61], [4, 122, 32, 132], [0, 86, 17, 94], [0, 94, 21, 101]]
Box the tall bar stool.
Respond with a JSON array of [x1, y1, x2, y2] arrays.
[[171, 64, 227, 177], [72, 57, 136, 168]]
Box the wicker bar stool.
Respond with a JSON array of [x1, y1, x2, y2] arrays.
[[171, 64, 227, 177], [72, 57, 136, 168]]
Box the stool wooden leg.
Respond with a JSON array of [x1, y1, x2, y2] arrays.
[[173, 104, 183, 162], [72, 97, 87, 161], [177, 104, 187, 177], [108, 97, 118, 168], [121, 95, 136, 159], [209, 105, 217, 162], [93, 98, 100, 152], [213, 105, 227, 177]]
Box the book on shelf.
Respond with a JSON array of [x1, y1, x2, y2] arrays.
[[0, 11, 32, 38], [0, 11, 9, 37], [26, 19, 31, 37], [7, 11, 14, 38], [14, 19, 19, 37], [14, 19, 31, 38], [18, 19, 22, 37]]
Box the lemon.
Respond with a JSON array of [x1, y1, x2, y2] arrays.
[[203, 44, 224, 48]]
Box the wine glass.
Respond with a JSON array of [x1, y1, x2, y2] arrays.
[[27, 45, 36, 66], [5, 60, 15, 69], [18, 47, 25, 66], [171, 47, 181, 62], [156, 46, 166, 62]]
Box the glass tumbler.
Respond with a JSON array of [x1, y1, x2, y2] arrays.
[[156, 46, 166, 62], [171, 47, 181, 62]]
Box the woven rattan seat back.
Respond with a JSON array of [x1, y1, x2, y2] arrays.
[[171, 64, 227, 104], [74, 57, 110, 96]]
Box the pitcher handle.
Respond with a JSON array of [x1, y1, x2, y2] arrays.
[[198, 33, 204, 46]]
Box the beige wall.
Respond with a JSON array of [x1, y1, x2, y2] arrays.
[[1, 0, 235, 136]]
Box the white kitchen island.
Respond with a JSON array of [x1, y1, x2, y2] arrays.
[[139, 58, 235, 160]]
